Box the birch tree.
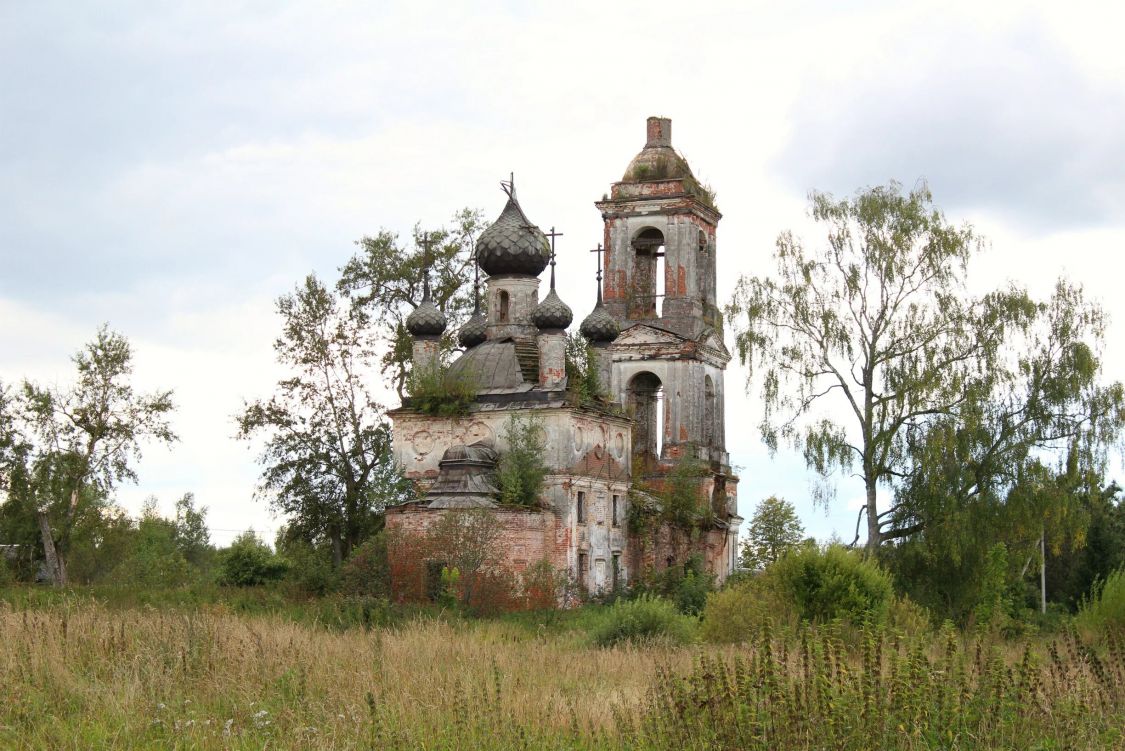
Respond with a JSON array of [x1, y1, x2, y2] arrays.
[[5, 327, 176, 585], [726, 182, 1124, 552]]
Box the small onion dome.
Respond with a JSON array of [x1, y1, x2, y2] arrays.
[[580, 302, 619, 343], [531, 288, 573, 331], [405, 295, 447, 337], [476, 198, 551, 276], [457, 311, 487, 348]]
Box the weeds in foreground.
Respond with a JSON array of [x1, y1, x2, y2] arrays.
[[0, 595, 1122, 749]]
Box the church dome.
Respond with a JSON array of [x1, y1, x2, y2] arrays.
[[579, 302, 619, 343], [405, 294, 447, 337], [531, 288, 573, 331], [621, 116, 695, 183], [457, 311, 487, 348], [476, 198, 551, 276]]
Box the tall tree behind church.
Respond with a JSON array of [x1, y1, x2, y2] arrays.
[[339, 208, 484, 398], [237, 275, 414, 566]]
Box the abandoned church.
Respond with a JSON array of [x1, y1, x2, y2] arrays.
[[385, 117, 742, 602]]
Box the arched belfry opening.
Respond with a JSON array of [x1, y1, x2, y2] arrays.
[[628, 371, 664, 461], [629, 227, 665, 319]]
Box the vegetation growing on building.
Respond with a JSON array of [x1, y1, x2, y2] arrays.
[[404, 361, 479, 417], [496, 415, 548, 508]]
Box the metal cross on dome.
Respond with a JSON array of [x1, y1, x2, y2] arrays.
[[417, 232, 437, 299], [589, 243, 605, 303], [543, 226, 563, 289]]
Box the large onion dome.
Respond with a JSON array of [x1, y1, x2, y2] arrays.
[[531, 288, 573, 331], [579, 302, 619, 342], [457, 311, 487, 348], [405, 290, 447, 337], [476, 196, 551, 276]]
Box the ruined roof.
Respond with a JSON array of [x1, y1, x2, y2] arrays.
[[422, 441, 501, 508], [448, 339, 526, 391], [621, 116, 696, 183]]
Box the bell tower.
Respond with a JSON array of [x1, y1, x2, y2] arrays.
[[595, 116, 740, 578]]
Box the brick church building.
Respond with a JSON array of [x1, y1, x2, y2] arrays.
[[385, 117, 741, 601]]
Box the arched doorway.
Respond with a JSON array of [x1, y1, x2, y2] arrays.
[[628, 371, 664, 461]]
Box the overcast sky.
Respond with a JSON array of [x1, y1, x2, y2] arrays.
[[3, 0, 1124, 546]]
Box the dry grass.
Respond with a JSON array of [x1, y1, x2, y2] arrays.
[[0, 599, 686, 749], [2, 596, 1123, 749]]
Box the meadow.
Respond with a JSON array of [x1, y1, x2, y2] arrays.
[[1, 587, 1122, 750]]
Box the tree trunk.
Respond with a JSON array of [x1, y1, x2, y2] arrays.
[[330, 534, 343, 569], [864, 475, 881, 555], [36, 511, 67, 586]]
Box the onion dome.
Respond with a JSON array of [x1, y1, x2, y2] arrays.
[[581, 242, 619, 342], [405, 290, 447, 337], [457, 311, 487, 348], [580, 302, 619, 343], [476, 183, 551, 276], [532, 288, 573, 331]]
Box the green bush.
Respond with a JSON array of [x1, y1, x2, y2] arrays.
[[635, 554, 715, 615], [405, 361, 478, 417], [590, 595, 696, 647], [340, 532, 390, 598], [278, 537, 339, 596], [497, 415, 548, 507], [216, 532, 288, 587], [700, 575, 797, 643], [770, 544, 894, 625], [1078, 568, 1125, 640], [0, 556, 12, 586]]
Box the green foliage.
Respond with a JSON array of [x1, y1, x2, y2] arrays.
[[726, 182, 1125, 555], [173, 492, 212, 570], [741, 495, 805, 569], [1078, 568, 1125, 640], [276, 535, 340, 596], [339, 209, 485, 398], [4, 326, 177, 585], [635, 554, 715, 616], [637, 625, 1125, 750], [108, 500, 193, 589], [700, 575, 798, 643], [496, 415, 548, 508], [216, 532, 288, 587], [972, 542, 1013, 628], [405, 360, 479, 417], [238, 275, 414, 565], [590, 595, 696, 647], [340, 532, 390, 599], [768, 544, 894, 626], [564, 333, 604, 405], [655, 456, 709, 529]]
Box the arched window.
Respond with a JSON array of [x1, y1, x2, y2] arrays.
[[499, 290, 510, 322], [628, 371, 664, 461], [630, 228, 665, 319]]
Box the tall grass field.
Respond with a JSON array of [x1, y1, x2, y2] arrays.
[[1, 588, 1123, 749]]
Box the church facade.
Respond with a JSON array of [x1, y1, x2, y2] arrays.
[[385, 117, 741, 602]]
